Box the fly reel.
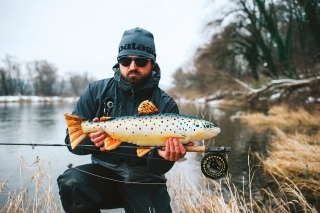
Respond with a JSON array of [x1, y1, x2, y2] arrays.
[[201, 153, 228, 180], [161, 145, 231, 180], [198, 146, 230, 180]]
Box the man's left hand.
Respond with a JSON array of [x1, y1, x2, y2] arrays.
[[158, 138, 194, 161]]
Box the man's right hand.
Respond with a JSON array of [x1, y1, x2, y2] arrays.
[[88, 117, 108, 151]]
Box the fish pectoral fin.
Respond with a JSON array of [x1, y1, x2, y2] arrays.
[[138, 100, 159, 115], [104, 137, 122, 150], [137, 148, 151, 157]]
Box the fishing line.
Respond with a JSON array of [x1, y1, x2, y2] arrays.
[[0, 142, 174, 184], [74, 167, 166, 185]]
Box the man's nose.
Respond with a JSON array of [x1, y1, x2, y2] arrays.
[[129, 60, 137, 69]]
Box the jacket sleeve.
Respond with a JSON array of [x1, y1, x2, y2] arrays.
[[64, 83, 100, 155], [147, 95, 179, 174]]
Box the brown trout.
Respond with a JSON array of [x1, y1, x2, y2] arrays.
[[64, 100, 221, 156]]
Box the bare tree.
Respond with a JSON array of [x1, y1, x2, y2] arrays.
[[68, 71, 95, 96], [27, 60, 59, 96], [0, 55, 21, 95]]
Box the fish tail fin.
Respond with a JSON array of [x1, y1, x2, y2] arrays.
[[64, 113, 88, 149]]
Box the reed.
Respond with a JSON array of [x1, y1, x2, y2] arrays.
[[240, 105, 320, 134], [167, 170, 318, 212], [240, 105, 320, 209], [0, 155, 61, 213]]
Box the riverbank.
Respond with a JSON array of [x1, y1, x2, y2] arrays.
[[0, 96, 78, 103], [240, 105, 320, 211]]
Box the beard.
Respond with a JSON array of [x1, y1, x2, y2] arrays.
[[121, 69, 151, 85]]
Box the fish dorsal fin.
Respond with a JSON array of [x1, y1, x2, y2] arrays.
[[138, 100, 159, 115]]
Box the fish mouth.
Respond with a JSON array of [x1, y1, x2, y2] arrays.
[[214, 127, 221, 133], [202, 127, 221, 138]]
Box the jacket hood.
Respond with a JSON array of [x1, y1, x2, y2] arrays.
[[112, 63, 161, 96]]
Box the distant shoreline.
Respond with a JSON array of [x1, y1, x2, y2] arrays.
[[0, 96, 78, 103]]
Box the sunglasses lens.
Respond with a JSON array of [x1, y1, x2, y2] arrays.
[[118, 57, 132, 66], [118, 57, 150, 67], [135, 58, 149, 67]]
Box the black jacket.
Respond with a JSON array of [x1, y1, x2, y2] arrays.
[[65, 63, 179, 182]]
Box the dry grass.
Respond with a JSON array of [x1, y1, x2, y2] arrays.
[[240, 105, 320, 134], [239, 105, 320, 209], [0, 155, 61, 213], [168, 171, 318, 213]]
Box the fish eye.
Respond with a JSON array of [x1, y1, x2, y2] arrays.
[[204, 124, 210, 128]]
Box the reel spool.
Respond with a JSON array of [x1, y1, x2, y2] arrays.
[[201, 153, 228, 180]]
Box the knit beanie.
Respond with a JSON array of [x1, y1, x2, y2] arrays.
[[118, 27, 156, 62]]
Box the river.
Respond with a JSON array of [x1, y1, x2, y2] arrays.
[[0, 101, 267, 210]]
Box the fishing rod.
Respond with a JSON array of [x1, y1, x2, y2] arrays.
[[0, 142, 231, 180]]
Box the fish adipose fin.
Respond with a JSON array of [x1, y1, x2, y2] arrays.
[[64, 113, 88, 149], [137, 148, 151, 157], [138, 100, 159, 115], [104, 137, 122, 150]]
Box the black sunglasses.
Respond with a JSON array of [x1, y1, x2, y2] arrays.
[[117, 56, 151, 67]]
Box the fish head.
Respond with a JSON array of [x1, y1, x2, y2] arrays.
[[191, 119, 221, 140]]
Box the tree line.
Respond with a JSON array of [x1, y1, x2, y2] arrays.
[[171, 0, 320, 97], [0, 55, 95, 97]]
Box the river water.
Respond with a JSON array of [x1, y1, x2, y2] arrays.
[[0, 101, 267, 209]]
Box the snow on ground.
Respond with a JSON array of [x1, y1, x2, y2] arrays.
[[0, 96, 78, 103]]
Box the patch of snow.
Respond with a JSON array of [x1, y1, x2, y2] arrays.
[[306, 96, 315, 103], [194, 98, 206, 103], [270, 93, 280, 100], [0, 96, 78, 103], [207, 100, 222, 106]]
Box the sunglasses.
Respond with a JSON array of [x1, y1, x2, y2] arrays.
[[118, 56, 151, 67]]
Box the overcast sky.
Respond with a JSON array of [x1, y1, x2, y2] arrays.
[[0, 0, 225, 88]]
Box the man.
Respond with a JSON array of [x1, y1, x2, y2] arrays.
[[57, 27, 192, 213]]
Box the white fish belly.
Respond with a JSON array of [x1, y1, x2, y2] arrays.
[[101, 115, 188, 146]]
